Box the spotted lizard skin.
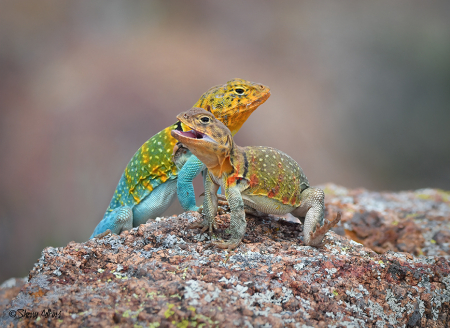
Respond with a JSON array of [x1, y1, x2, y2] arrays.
[[171, 108, 340, 250], [90, 79, 270, 238]]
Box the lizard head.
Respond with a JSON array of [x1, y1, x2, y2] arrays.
[[171, 107, 234, 177], [193, 78, 270, 136]]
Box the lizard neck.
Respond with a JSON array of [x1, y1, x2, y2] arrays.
[[228, 110, 256, 136], [202, 142, 235, 179], [207, 156, 233, 178]]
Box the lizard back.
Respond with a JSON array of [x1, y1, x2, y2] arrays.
[[229, 146, 310, 207]]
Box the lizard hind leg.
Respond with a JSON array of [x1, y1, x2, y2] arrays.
[[292, 187, 340, 247], [307, 211, 341, 247], [132, 179, 178, 226], [90, 207, 133, 238]]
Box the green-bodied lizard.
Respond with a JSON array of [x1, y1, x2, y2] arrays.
[[91, 79, 270, 238], [171, 107, 341, 249]]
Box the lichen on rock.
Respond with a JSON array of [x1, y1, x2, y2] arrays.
[[1, 185, 450, 327]]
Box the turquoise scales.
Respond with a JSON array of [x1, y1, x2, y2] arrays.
[[90, 79, 270, 238]]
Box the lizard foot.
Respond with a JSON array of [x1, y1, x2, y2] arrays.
[[188, 218, 219, 235], [188, 221, 209, 234], [307, 212, 341, 247], [93, 229, 112, 239], [212, 238, 242, 251]]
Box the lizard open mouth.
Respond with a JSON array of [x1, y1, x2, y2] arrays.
[[172, 128, 217, 143], [177, 129, 204, 139]]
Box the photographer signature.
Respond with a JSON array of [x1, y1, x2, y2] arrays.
[[9, 308, 61, 319]]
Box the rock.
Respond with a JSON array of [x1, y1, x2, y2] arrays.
[[324, 184, 450, 257], [0, 278, 27, 316], [1, 185, 450, 327]]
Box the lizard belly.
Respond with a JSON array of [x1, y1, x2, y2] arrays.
[[241, 194, 297, 215]]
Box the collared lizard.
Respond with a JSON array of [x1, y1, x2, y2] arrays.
[[90, 79, 270, 238], [171, 107, 341, 249]]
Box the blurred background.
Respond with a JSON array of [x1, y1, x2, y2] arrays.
[[1, 0, 449, 283]]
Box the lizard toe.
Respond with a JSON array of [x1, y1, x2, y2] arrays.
[[307, 212, 341, 247], [93, 229, 112, 239], [188, 221, 208, 230], [212, 239, 242, 250]]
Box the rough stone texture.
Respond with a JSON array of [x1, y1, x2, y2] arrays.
[[1, 184, 449, 327], [324, 184, 450, 257], [0, 279, 27, 316]]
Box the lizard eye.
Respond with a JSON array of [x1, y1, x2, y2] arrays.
[[234, 88, 245, 95], [200, 117, 210, 123]]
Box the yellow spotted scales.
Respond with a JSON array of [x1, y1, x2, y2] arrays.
[[122, 126, 179, 205], [226, 147, 310, 207]]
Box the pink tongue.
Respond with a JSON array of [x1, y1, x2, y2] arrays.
[[179, 130, 198, 138]]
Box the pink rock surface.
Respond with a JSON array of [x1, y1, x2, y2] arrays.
[[1, 185, 449, 327]]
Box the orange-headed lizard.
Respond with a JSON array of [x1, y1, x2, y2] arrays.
[[171, 107, 341, 250], [91, 79, 270, 238]]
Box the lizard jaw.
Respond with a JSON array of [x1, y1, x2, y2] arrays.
[[171, 129, 217, 144]]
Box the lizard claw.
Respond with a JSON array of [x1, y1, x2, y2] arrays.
[[212, 238, 242, 250], [308, 212, 341, 247], [188, 219, 217, 237], [188, 215, 220, 231], [188, 221, 208, 231], [93, 229, 112, 239]]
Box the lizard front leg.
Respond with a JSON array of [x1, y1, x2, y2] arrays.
[[177, 156, 205, 212], [189, 171, 219, 235], [213, 185, 246, 250]]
